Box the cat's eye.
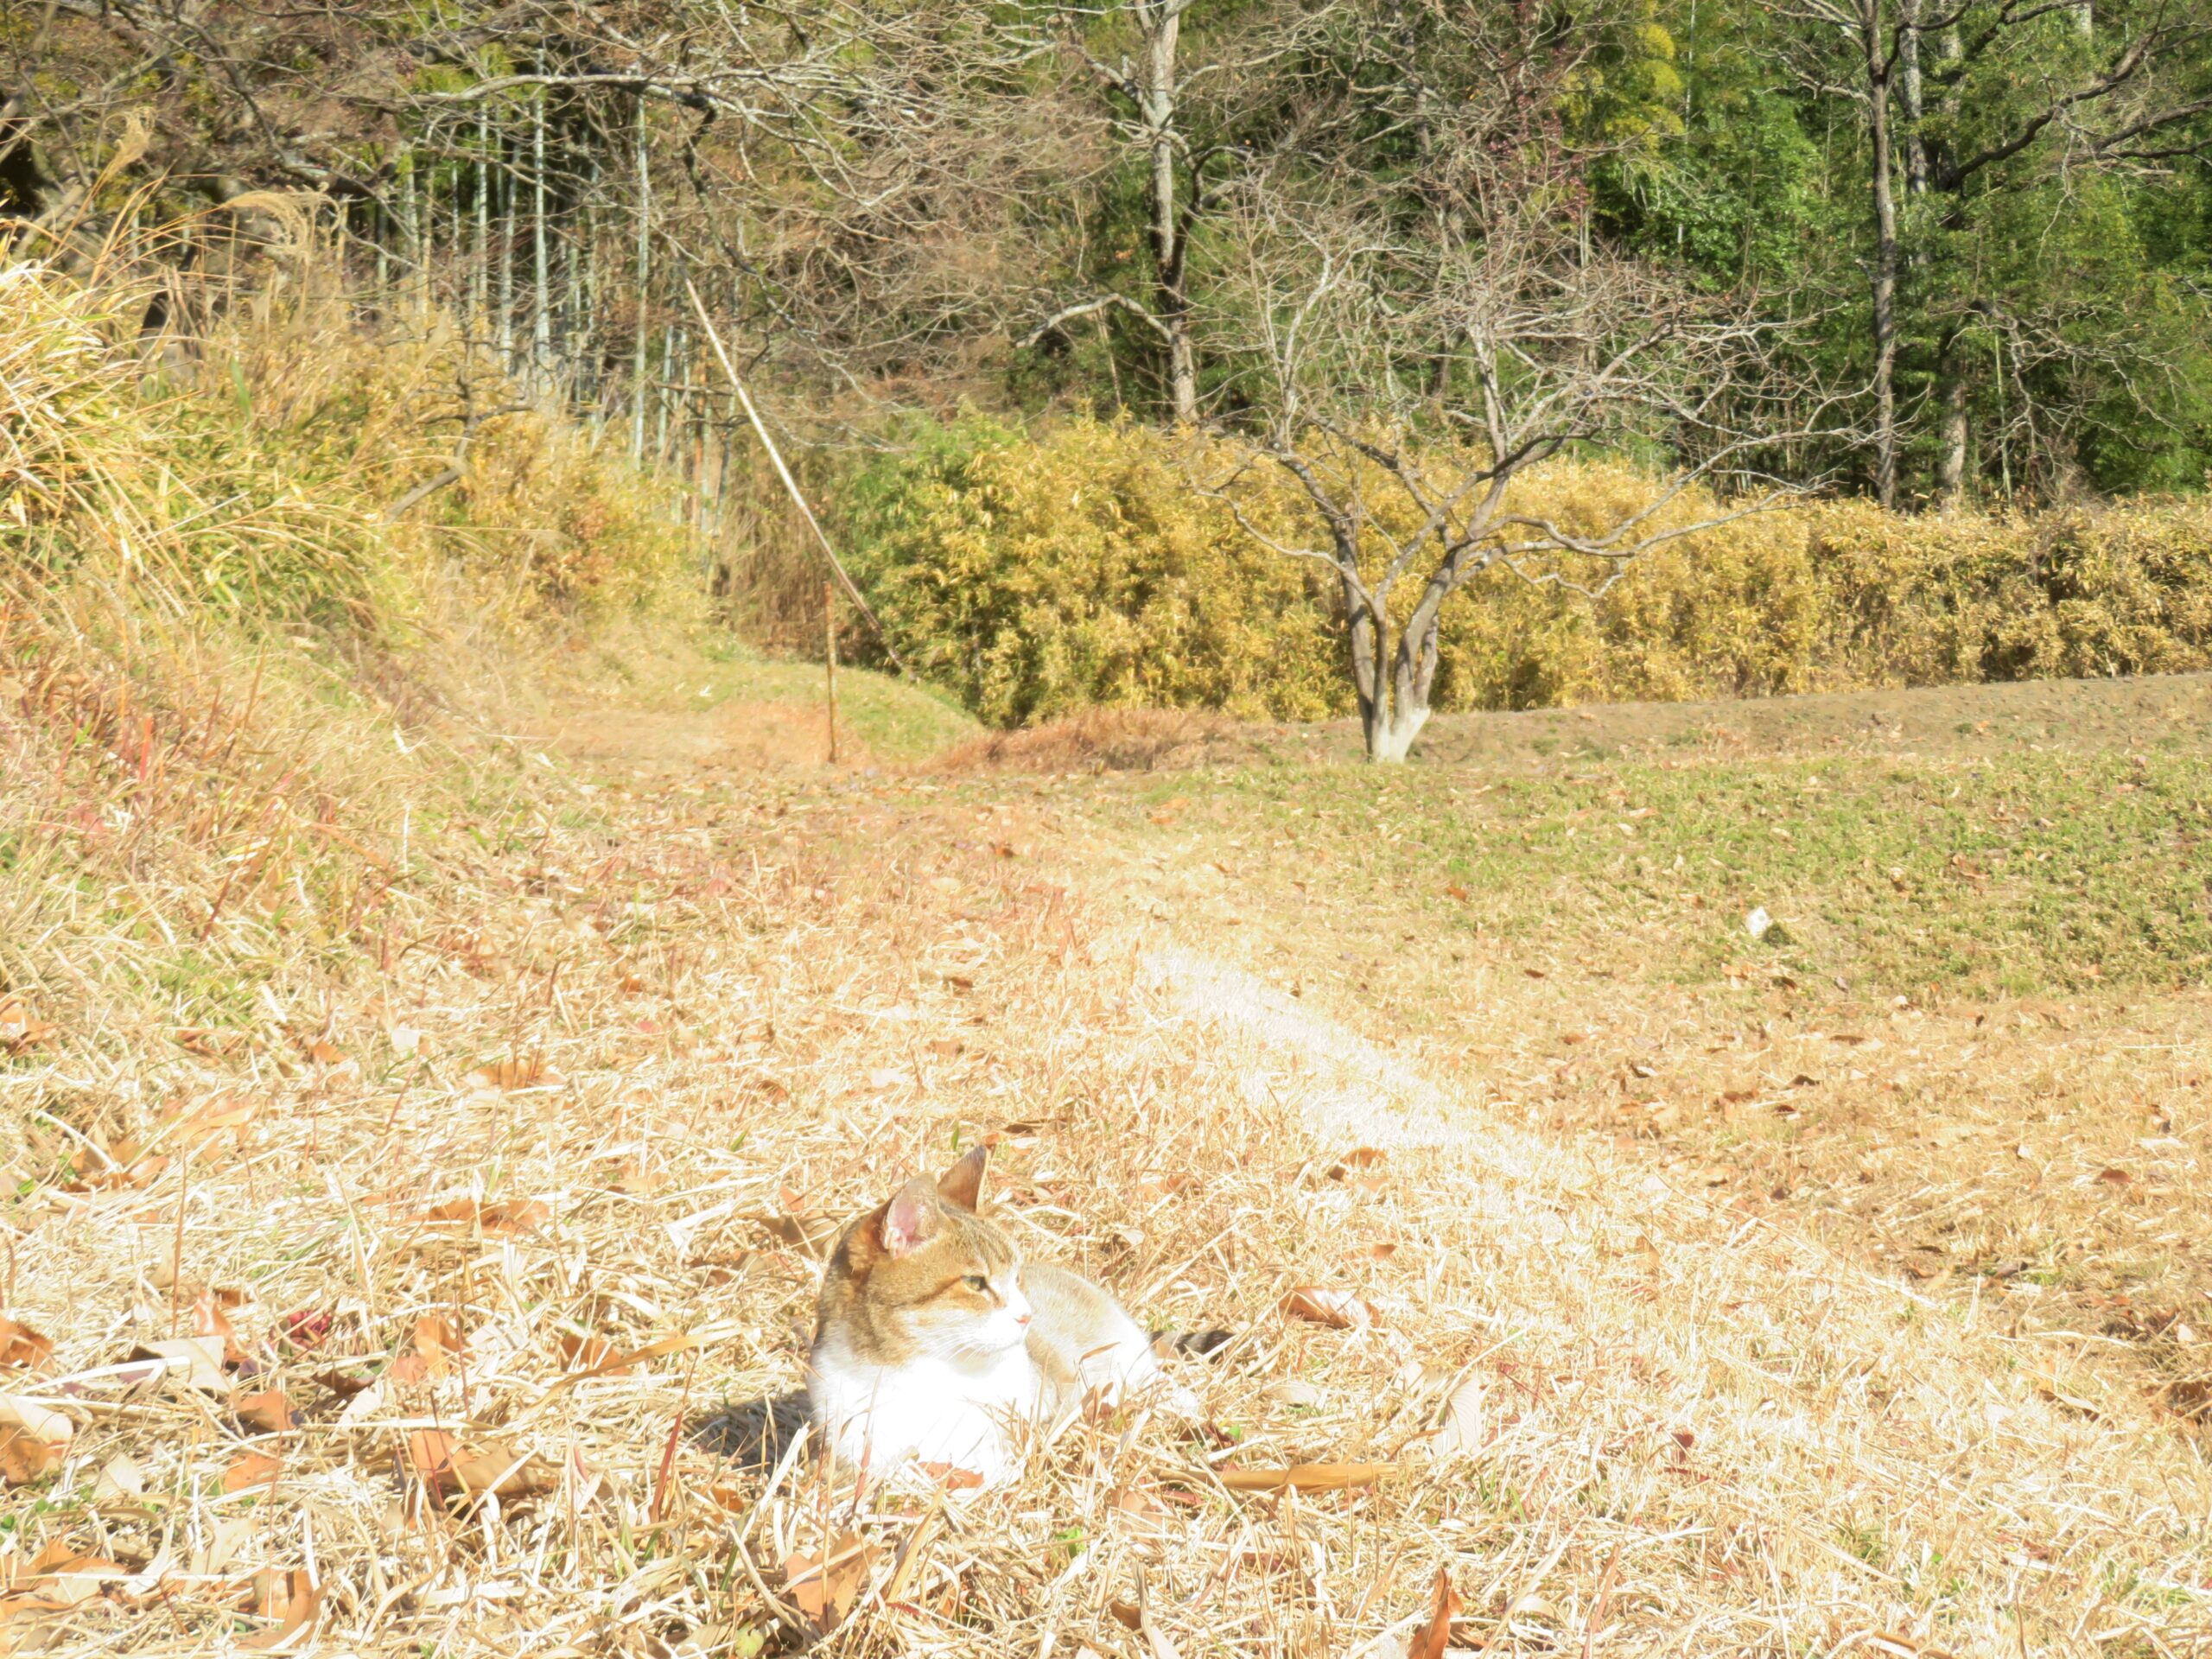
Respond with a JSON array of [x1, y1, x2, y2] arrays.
[[963, 1274, 990, 1294]]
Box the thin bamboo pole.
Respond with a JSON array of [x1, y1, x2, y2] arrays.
[[681, 278, 910, 677], [823, 581, 839, 765]]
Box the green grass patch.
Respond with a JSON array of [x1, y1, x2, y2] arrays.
[[1115, 747, 2212, 997], [702, 654, 979, 763]]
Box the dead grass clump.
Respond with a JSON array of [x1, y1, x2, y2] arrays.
[[938, 706, 1236, 774]]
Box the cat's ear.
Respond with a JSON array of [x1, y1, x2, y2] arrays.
[[937, 1145, 988, 1213], [876, 1178, 941, 1257]]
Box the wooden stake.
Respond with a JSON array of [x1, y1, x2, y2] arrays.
[[823, 581, 839, 766]]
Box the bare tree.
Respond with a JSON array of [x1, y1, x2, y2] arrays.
[[1206, 191, 1825, 762]]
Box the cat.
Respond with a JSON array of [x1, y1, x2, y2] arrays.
[[806, 1145, 1205, 1486]]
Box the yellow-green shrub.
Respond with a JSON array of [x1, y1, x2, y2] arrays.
[[839, 416, 2212, 722], [840, 416, 1345, 724]]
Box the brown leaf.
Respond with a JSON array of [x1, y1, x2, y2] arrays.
[[0, 1427, 56, 1484], [1280, 1287, 1373, 1330], [1217, 1462, 1392, 1493], [243, 1568, 321, 1651], [402, 1430, 556, 1499], [19, 1546, 127, 1606], [782, 1530, 877, 1629], [232, 1389, 295, 1433], [413, 1314, 463, 1380], [467, 1057, 563, 1092], [126, 1335, 227, 1392], [312, 1369, 374, 1401], [423, 1197, 550, 1234], [2094, 1167, 2133, 1187], [193, 1291, 245, 1368], [914, 1461, 985, 1491], [0, 1320, 53, 1372], [222, 1452, 283, 1494], [556, 1332, 626, 1372], [1444, 883, 1470, 901], [1408, 1567, 1460, 1659], [0, 994, 56, 1054], [618, 973, 650, 994], [305, 1040, 344, 1066]]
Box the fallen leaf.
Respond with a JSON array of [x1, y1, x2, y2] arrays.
[[702, 1483, 747, 1516], [0, 994, 56, 1054], [1280, 1287, 1372, 1330], [1444, 883, 1470, 901], [1408, 1566, 1459, 1659], [233, 1389, 296, 1433], [243, 1567, 321, 1650], [467, 1057, 563, 1092], [1217, 1461, 1392, 1492], [223, 1452, 283, 1494], [0, 1427, 56, 1484], [2094, 1167, 2133, 1187], [126, 1335, 226, 1392], [413, 1313, 464, 1379], [915, 1461, 986, 1491], [423, 1197, 550, 1234], [305, 1039, 344, 1066], [0, 1319, 53, 1371], [556, 1332, 626, 1372], [193, 1290, 245, 1368], [1429, 1378, 1484, 1459], [783, 1529, 877, 1628], [401, 1430, 556, 1499], [92, 1453, 145, 1502], [20, 1547, 127, 1606], [313, 1369, 374, 1400]]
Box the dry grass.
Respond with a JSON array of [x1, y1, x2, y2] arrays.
[[5, 238, 2209, 1659], [937, 708, 1239, 775], [5, 677, 2210, 1656]]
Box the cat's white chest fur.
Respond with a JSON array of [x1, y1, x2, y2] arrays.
[[809, 1332, 1041, 1485]]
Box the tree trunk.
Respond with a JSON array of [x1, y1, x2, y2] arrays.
[[1899, 0, 1929, 195], [1138, 0, 1198, 424], [632, 95, 652, 462], [1934, 325, 1968, 508], [531, 91, 550, 394], [1863, 0, 1900, 509]]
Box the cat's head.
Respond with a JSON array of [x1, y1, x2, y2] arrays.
[[817, 1147, 1032, 1361]]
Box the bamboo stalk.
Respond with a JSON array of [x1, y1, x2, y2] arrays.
[[681, 278, 911, 677], [823, 581, 839, 766], [532, 87, 550, 393]]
